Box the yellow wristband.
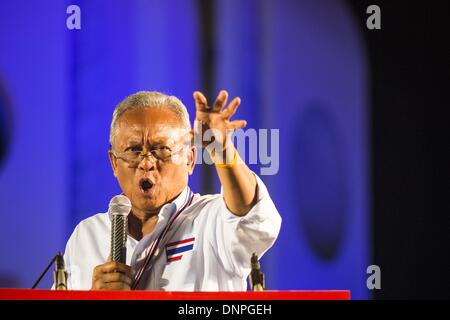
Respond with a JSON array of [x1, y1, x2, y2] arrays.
[[211, 148, 238, 169]]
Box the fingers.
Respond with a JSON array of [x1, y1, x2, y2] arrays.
[[93, 281, 132, 290], [92, 271, 133, 287], [101, 272, 133, 286], [91, 261, 135, 290], [94, 261, 133, 275], [222, 97, 241, 119], [193, 91, 209, 113], [194, 90, 241, 117], [103, 282, 132, 290], [212, 90, 228, 112], [228, 120, 247, 130]]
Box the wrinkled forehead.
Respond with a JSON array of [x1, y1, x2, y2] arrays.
[[114, 108, 189, 146], [118, 124, 188, 144]]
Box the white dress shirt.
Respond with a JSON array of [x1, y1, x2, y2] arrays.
[[63, 173, 281, 291]]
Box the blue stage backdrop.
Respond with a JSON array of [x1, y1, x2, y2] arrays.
[[0, 0, 370, 298]]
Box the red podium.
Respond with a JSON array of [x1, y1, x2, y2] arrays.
[[0, 289, 350, 300]]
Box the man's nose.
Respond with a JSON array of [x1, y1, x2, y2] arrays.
[[137, 154, 157, 171]]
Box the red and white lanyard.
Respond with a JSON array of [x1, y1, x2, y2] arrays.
[[132, 188, 194, 289]]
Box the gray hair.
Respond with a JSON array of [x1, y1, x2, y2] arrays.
[[110, 91, 191, 146]]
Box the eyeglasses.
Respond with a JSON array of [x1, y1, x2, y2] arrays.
[[111, 144, 188, 167]]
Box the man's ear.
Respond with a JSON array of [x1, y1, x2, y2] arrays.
[[108, 149, 118, 178], [187, 146, 197, 175]]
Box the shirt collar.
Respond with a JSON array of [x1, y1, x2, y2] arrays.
[[159, 185, 191, 221], [128, 186, 191, 265], [108, 186, 191, 222]]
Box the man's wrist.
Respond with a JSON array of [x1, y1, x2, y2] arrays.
[[210, 142, 236, 166]]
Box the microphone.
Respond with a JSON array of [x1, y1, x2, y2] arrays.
[[31, 251, 66, 289], [249, 253, 265, 291], [54, 252, 67, 290], [109, 195, 132, 264]]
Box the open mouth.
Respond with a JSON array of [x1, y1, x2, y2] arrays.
[[139, 178, 154, 194]]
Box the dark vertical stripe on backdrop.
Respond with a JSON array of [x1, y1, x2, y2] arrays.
[[197, 0, 215, 194]]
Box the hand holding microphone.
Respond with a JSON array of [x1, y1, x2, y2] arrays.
[[91, 195, 135, 290]]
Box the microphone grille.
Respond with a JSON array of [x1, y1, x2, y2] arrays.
[[109, 195, 132, 216]]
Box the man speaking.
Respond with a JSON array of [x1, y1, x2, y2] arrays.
[[62, 90, 281, 290]]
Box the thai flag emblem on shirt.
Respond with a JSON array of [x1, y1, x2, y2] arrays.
[[166, 237, 195, 262]]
